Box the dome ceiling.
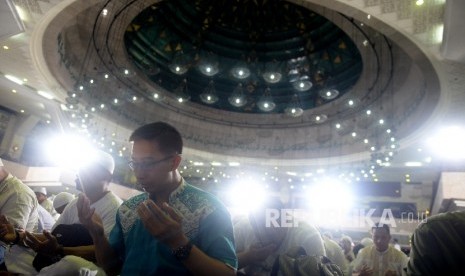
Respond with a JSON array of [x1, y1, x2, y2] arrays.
[[124, 0, 363, 114], [41, 0, 440, 170]]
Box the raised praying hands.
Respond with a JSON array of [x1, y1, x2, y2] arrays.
[[24, 230, 60, 255], [137, 200, 187, 249], [77, 193, 105, 238]]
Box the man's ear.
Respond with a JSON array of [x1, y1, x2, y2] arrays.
[[170, 154, 182, 171]]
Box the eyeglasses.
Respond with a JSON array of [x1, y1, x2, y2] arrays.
[[128, 155, 175, 171]]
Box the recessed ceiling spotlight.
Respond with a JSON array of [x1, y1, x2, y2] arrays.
[[319, 89, 339, 100], [263, 72, 282, 83], [314, 114, 327, 123], [285, 107, 303, 117], [292, 78, 312, 91], [231, 66, 250, 79]]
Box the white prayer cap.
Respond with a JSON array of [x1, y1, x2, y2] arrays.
[[92, 150, 115, 174], [80, 150, 115, 175], [33, 187, 48, 196], [361, 237, 374, 247], [53, 192, 75, 209]]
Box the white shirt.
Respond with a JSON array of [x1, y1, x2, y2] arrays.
[[41, 198, 59, 220], [352, 245, 409, 276], [53, 191, 122, 237], [0, 173, 38, 231], [234, 216, 326, 275], [37, 204, 56, 232]]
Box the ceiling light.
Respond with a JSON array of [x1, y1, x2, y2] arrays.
[[258, 100, 275, 112], [173, 79, 190, 103], [335, 123, 341, 129], [262, 61, 282, 83], [285, 94, 303, 117], [169, 51, 191, 75], [366, 110, 371, 115], [3, 46, 9, 50], [292, 76, 312, 91], [11, 89, 16, 93], [198, 52, 219, 76], [379, 119, 385, 125], [231, 66, 250, 79], [228, 84, 247, 107], [262, 72, 282, 84], [319, 89, 339, 100], [285, 107, 303, 117], [415, 0, 424, 6], [405, 162, 423, 167], [258, 88, 275, 112], [5, 74, 24, 85], [200, 81, 219, 104], [37, 91, 54, 100], [228, 162, 240, 166], [314, 114, 327, 123]]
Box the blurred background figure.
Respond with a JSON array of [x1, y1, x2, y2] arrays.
[[33, 187, 58, 220], [340, 235, 355, 263], [52, 192, 75, 215]]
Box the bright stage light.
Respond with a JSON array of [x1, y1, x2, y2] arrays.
[[45, 134, 97, 169], [226, 181, 267, 215], [306, 178, 353, 211], [427, 126, 465, 161]]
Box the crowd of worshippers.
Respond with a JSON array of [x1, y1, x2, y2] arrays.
[[0, 121, 464, 275]]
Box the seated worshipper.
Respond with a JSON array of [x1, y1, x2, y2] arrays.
[[77, 122, 237, 275], [340, 235, 355, 263], [37, 204, 55, 232], [407, 211, 465, 275], [234, 197, 326, 275], [0, 158, 38, 268], [1, 150, 122, 275], [52, 192, 75, 215], [352, 223, 408, 276], [33, 187, 58, 220], [0, 158, 38, 232], [323, 235, 349, 275]]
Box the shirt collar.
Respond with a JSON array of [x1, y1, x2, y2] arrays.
[[168, 178, 186, 202]]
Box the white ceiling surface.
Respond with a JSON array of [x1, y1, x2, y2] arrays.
[[0, 0, 464, 183]]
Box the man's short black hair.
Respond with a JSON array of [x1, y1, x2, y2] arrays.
[[129, 122, 183, 155], [372, 222, 390, 235]]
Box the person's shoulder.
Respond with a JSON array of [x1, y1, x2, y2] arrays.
[[180, 183, 226, 209], [416, 211, 465, 234], [104, 191, 123, 205]]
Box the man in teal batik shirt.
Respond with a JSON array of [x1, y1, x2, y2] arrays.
[[77, 122, 237, 275]]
